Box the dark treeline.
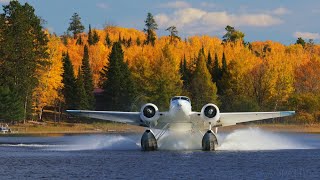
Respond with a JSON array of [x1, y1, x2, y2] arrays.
[[1, 1, 320, 124], [0, 1, 48, 123]]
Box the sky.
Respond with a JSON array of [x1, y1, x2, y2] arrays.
[[1, 0, 320, 44]]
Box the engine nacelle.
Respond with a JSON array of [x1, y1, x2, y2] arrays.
[[200, 103, 220, 122], [140, 103, 160, 123]]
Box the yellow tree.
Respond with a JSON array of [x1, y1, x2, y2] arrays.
[[150, 44, 182, 110], [32, 34, 64, 120], [130, 53, 154, 109]]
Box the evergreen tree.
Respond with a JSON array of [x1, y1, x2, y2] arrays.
[[212, 53, 221, 83], [144, 12, 158, 46], [92, 30, 100, 45], [76, 35, 83, 45], [87, 24, 93, 45], [166, 26, 180, 43], [105, 33, 112, 47], [223, 25, 245, 43], [118, 33, 121, 42], [61, 32, 69, 45], [81, 45, 95, 109], [67, 12, 85, 39], [136, 37, 141, 46], [101, 42, 136, 111], [295, 37, 306, 48], [217, 52, 228, 95], [200, 46, 205, 56], [190, 50, 219, 111], [0, 1, 49, 122], [0, 86, 24, 121], [179, 54, 191, 91], [127, 37, 132, 47], [76, 68, 89, 109], [207, 51, 212, 68], [62, 52, 78, 109], [221, 52, 227, 73]]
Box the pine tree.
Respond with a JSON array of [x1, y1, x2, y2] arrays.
[[67, 12, 85, 39], [179, 54, 191, 91], [223, 25, 245, 43], [0, 1, 49, 122], [101, 42, 136, 111], [166, 26, 180, 43], [81, 45, 95, 109], [92, 30, 100, 45], [0, 86, 24, 121], [118, 33, 122, 43], [295, 37, 306, 48], [87, 24, 93, 45], [127, 37, 132, 47], [221, 52, 227, 74], [105, 33, 112, 47], [190, 50, 219, 111], [144, 12, 158, 46], [207, 51, 213, 74], [217, 52, 228, 95], [76, 68, 89, 109], [62, 52, 78, 109], [212, 53, 221, 83], [76, 35, 83, 45], [136, 37, 141, 46]]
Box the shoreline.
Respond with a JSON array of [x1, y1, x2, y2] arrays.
[[2, 122, 320, 136]]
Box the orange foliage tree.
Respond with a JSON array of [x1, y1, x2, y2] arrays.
[[49, 25, 320, 123]]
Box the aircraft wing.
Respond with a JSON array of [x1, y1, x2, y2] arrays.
[[66, 110, 141, 126], [216, 111, 295, 127]]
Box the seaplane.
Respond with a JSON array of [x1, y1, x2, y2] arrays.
[[67, 96, 295, 151]]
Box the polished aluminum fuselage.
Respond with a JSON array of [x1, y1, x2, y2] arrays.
[[164, 98, 194, 131], [169, 99, 192, 121]]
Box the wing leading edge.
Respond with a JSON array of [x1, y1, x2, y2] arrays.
[[66, 110, 141, 126], [216, 111, 295, 127]]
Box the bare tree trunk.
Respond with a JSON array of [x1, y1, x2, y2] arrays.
[[58, 101, 62, 123], [24, 93, 28, 124], [39, 106, 44, 122], [54, 105, 57, 123]]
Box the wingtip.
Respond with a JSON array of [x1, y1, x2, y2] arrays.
[[66, 110, 81, 113], [280, 111, 296, 116]]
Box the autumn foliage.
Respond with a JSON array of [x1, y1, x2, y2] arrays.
[[2, 2, 320, 124], [38, 25, 319, 123]]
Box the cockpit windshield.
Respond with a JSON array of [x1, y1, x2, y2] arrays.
[[171, 96, 191, 103], [181, 97, 190, 102], [171, 97, 180, 101]]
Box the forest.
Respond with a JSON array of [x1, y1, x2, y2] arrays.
[[1, 1, 320, 124]]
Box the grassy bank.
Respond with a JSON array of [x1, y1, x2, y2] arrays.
[[6, 121, 144, 135], [3, 121, 320, 136]]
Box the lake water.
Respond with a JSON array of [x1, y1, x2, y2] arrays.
[[0, 128, 320, 179]]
